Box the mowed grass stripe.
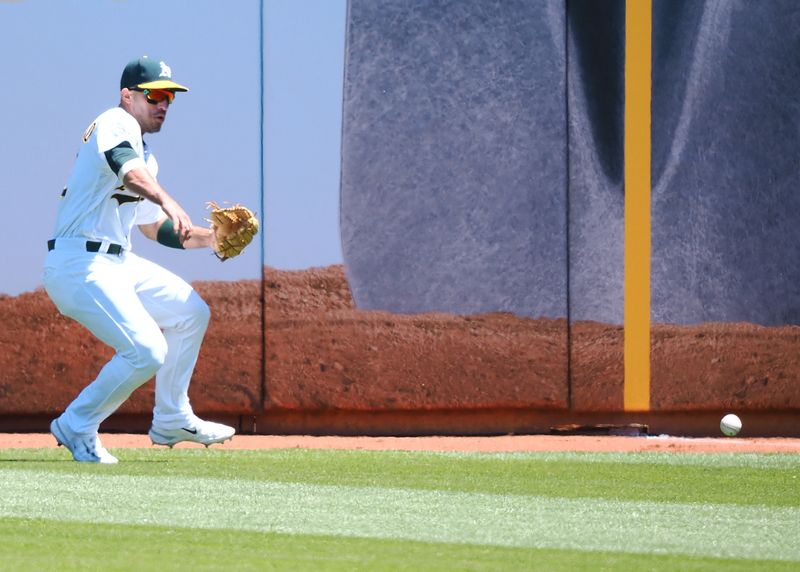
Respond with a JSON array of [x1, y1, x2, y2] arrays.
[[1, 469, 798, 561], [3, 517, 798, 572], [5, 448, 797, 507]]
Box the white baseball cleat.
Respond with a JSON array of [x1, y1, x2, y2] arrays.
[[149, 417, 235, 448], [50, 418, 119, 464]]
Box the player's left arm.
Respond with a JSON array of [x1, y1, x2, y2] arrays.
[[139, 215, 214, 250]]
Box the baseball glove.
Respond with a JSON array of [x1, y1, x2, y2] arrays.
[[207, 202, 259, 261]]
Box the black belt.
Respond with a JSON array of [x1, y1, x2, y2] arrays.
[[47, 239, 123, 256]]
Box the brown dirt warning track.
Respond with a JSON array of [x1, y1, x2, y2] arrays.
[[1, 433, 799, 454]]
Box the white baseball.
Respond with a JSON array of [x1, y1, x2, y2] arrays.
[[720, 413, 742, 437]]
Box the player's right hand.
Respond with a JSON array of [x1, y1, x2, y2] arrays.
[[161, 197, 193, 241]]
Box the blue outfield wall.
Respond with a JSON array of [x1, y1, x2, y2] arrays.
[[650, 0, 800, 325], [340, 0, 569, 320], [340, 0, 800, 327]]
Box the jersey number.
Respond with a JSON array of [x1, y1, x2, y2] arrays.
[[82, 122, 97, 143]]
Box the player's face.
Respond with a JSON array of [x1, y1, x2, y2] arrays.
[[127, 89, 171, 134]]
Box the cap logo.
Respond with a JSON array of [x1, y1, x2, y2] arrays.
[[159, 61, 172, 78]]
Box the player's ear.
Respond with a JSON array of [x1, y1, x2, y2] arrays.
[[120, 88, 133, 107]]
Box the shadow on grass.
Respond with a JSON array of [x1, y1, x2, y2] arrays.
[[0, 456, 172, 464]]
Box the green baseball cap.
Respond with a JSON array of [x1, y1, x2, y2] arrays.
[[120, 56, 189, 92]]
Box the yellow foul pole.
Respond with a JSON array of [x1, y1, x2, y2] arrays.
[[624, 0, 652, 411]]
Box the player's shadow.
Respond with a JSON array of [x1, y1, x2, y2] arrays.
[[0, 456, 171, 463]]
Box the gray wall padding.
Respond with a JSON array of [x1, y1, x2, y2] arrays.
[[340, 0, 568, 318], [566, 0, 625, 324], [340, 0, 800, 326], [650, 0, 800, 325]]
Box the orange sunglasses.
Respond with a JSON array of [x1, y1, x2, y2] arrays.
[[132, 88, 175, 105]]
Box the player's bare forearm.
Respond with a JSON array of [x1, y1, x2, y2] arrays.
[[183, 226, 214, 249], [123, 168, 172, 205], [138, 218, 214, 249], [123, 168, 193, 239]]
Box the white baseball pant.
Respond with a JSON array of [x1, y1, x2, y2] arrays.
[[43, 240, 210, 435]]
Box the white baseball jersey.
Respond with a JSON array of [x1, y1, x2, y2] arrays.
[[52, 107, 164, 250]]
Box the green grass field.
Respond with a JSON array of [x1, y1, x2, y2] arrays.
[[0, 447, 798, 571]]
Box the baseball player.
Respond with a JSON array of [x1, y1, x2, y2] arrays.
[[43, 56, 235, 463]]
